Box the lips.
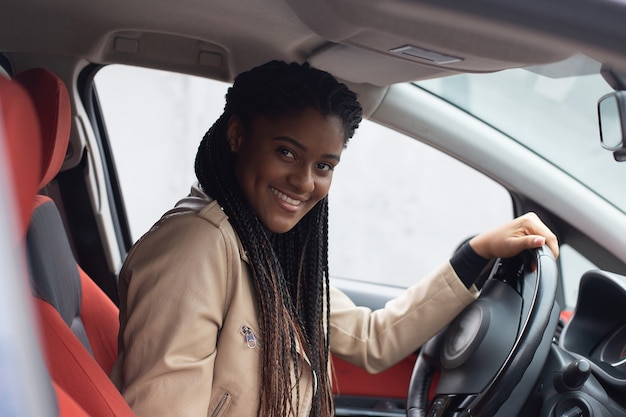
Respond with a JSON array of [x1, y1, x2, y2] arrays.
[[270, 186, 306, 208]]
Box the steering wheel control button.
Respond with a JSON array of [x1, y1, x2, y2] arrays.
[[427, 396, 448, 416], [441, 303, 489, 369], [425, 394, 476, 417]]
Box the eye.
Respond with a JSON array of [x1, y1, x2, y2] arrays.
[[277, 147, 295, 159], [316, 162, 334, 172]]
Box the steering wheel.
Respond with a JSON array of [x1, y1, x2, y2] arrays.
[[406, 246, 559, 417]]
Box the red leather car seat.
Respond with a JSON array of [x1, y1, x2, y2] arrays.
[[16, 68, 133, 417], [1, 70, 92, 417]]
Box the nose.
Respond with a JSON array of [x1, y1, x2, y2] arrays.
[[288, 164, 315, 194]]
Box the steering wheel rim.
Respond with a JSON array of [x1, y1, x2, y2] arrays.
[[406, 245, 558, 417]]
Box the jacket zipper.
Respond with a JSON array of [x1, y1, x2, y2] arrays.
[[241, 325, 257, 348], [210, 392, 231, 417]]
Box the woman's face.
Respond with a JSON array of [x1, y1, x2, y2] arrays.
[[228, 109, 345, 234]]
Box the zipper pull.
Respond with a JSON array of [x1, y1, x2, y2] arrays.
[[241, 325, 257, 349]]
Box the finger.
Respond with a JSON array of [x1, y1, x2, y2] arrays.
[[526, 235, 559, 259], [531, 236, 546, 247], [513, 235, 545, 254], [519, 212, 559, 258], [544, 235, 559, 259]]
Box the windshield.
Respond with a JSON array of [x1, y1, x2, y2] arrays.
[[415, 55, 626, 212]]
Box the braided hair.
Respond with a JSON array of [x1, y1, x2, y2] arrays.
[[195, 60, 362, 416]]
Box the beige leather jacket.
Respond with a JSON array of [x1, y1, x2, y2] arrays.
[[110, 187, 478, 417]]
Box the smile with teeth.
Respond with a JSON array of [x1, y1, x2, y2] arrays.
[[271, 186, 305, 207]]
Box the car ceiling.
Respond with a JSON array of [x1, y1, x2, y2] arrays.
[[2, 0, 626, 91]]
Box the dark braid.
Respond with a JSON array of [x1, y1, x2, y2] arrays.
[[195, 60, 362, 417]]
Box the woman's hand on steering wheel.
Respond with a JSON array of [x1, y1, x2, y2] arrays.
[[469, 212, 559, 260]]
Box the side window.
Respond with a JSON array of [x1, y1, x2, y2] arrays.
[[95, 65, 230, 240], [328, 121, 512, 287], [95, 65, 513, 288], [559, 244, 597, 309]]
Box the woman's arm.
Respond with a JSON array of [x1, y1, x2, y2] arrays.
[[114, 213, 233, 417], [328, 212, 558, 373], [329, 262, 477, 373]]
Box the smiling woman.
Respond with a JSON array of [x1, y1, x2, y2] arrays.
[[225, 109, 345, 234], [102, 60, 557, 417], [110, 61, 366, 417]]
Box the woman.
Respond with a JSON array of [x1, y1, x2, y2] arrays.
[[111, 60, 558, 417]]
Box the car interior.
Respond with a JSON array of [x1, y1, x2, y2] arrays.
[[2, 0, 626, 416]]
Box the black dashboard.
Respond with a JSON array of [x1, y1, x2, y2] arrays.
[[591, 324, 626, 380], [560, 270, 626, 405]]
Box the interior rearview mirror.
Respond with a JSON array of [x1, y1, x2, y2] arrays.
[[598, 90, 626, 161]]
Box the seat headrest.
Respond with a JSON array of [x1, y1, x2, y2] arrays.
[[0, 75, 42, 235], [15, 68, 71, 191]]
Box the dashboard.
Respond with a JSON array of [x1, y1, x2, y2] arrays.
[[560, 270, 626, 400], [593, 324, 626, 379]]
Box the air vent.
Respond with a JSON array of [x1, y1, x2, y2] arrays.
[[389, 45, 463, 65]]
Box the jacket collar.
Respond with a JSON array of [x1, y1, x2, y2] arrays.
[[168, 182, 250, 264]]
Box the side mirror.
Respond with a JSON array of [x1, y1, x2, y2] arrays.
[[598, 91, 626, 161]]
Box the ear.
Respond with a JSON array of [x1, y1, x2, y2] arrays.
[[226, 115, 244, 152]]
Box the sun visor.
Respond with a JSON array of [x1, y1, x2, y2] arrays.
[[292, 0, 575, 85]]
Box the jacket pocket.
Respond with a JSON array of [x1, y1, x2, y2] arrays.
[[209, 391, 232, 417]]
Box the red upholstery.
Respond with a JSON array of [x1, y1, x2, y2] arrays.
[[14, 68, 71, 190], [1, 74, 81, 416], [332, 354, 417, 399], [0, 74, 42, 234], [17, 68, 132, 416], [79, 263, 120, 374], [54, 383, 91, 417], [37, 299, 134, 417]]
